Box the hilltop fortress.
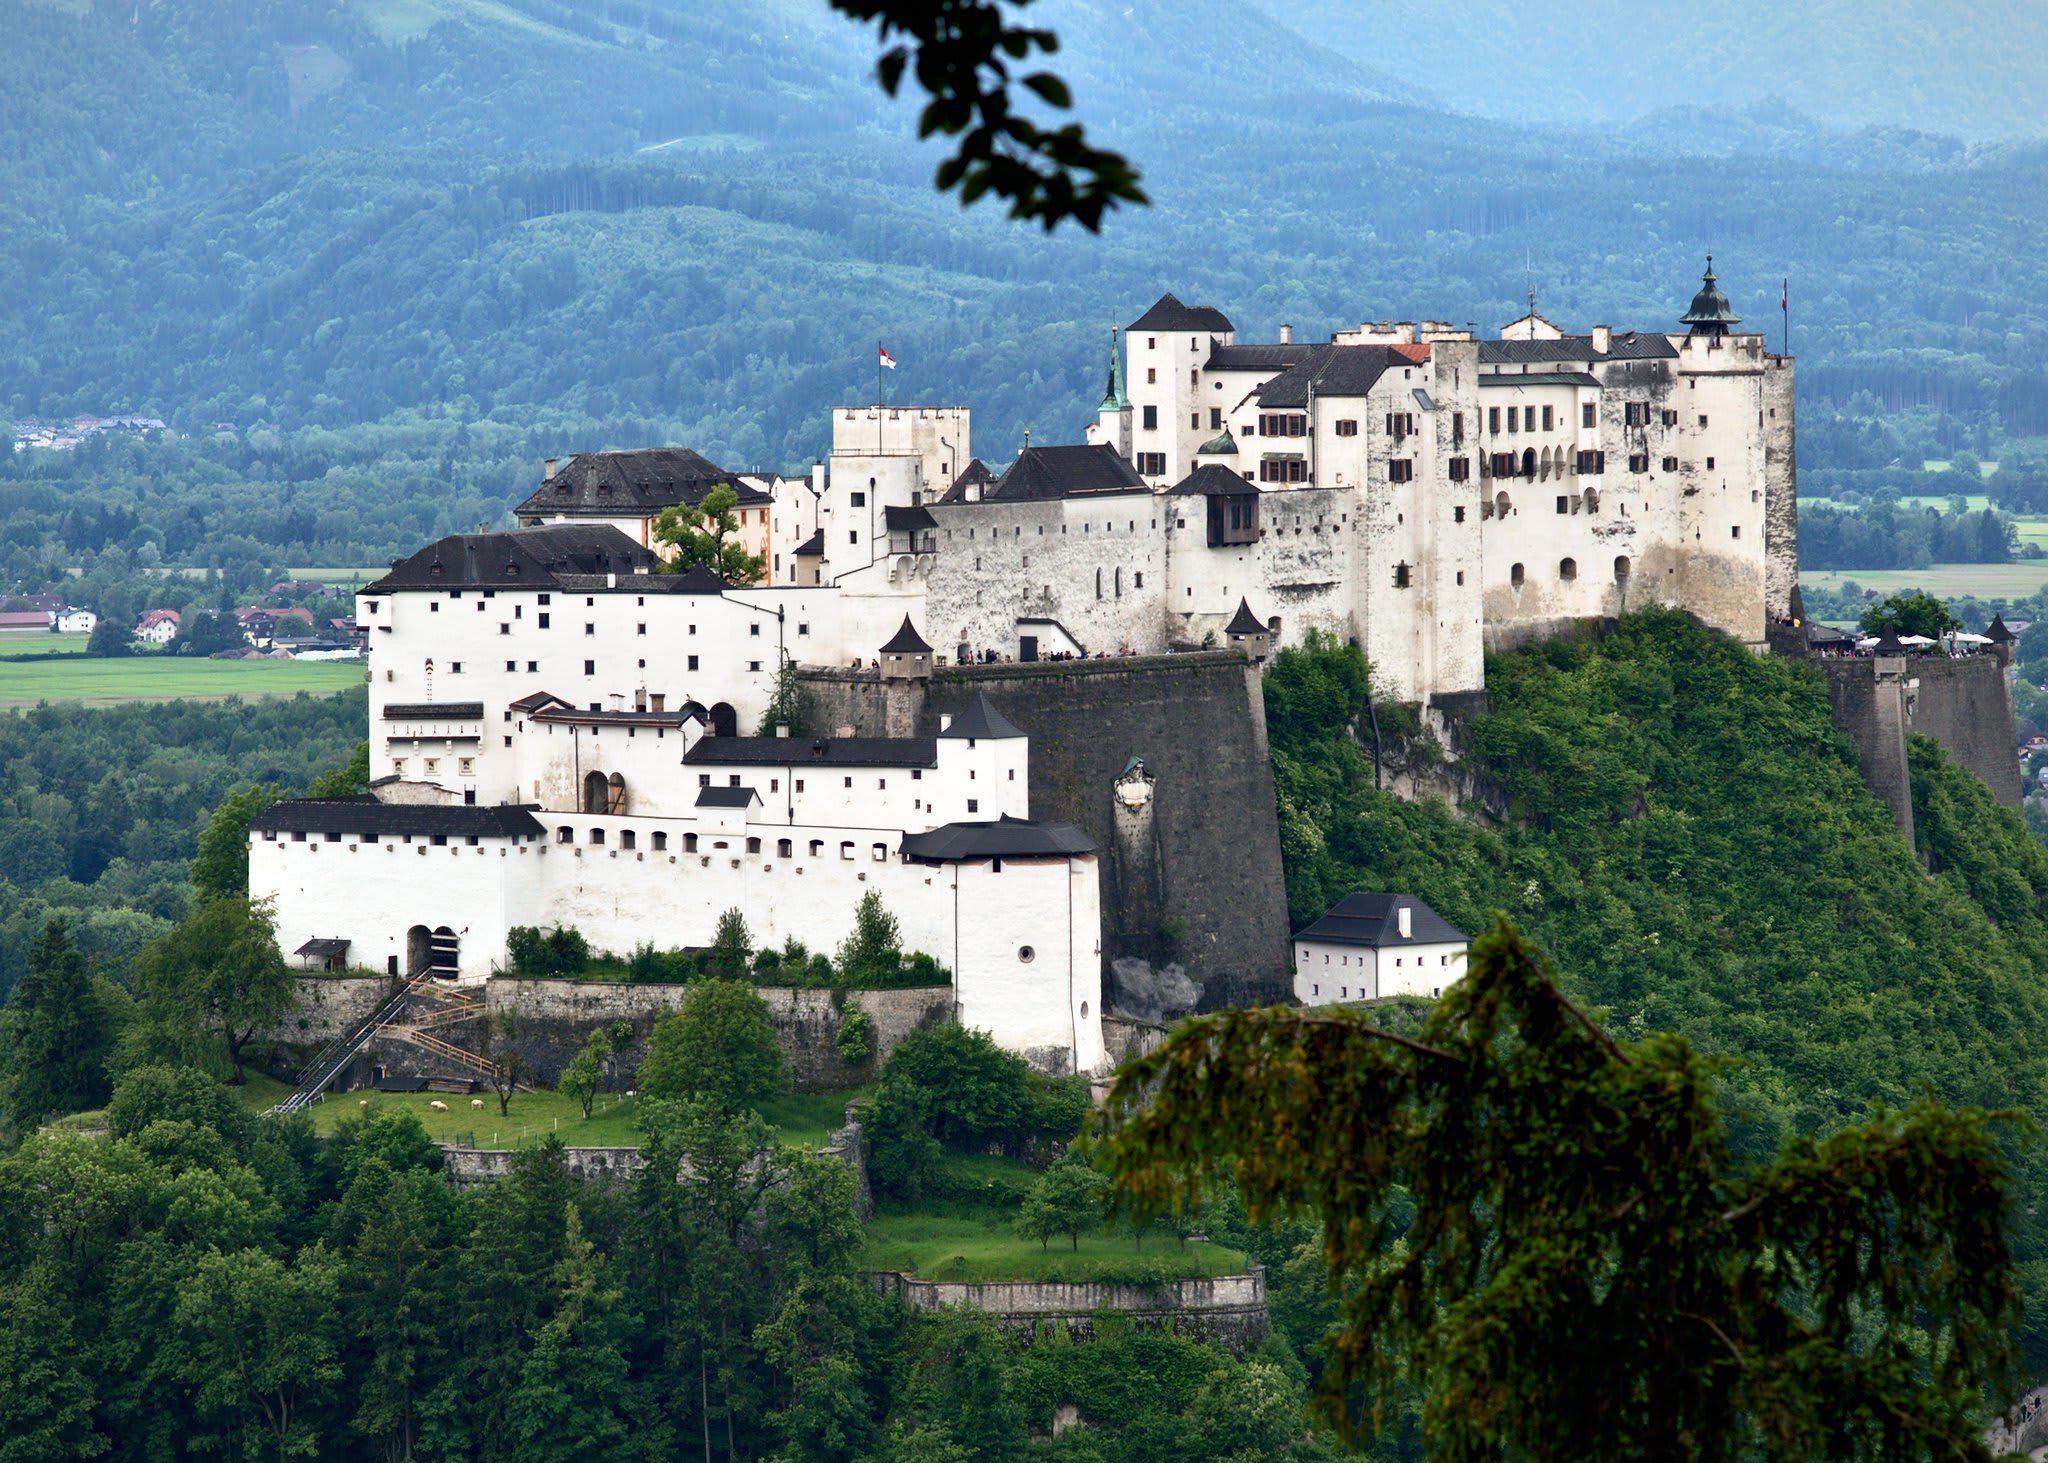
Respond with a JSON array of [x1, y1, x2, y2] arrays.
[[251, 264, 1810, 1068]]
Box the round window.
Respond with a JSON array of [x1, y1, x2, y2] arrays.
[[1018, 945, 1035, 963], [1079, 1001, 1089, 1018]]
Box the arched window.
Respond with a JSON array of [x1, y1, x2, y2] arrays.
[[652, 831, 668, 851], [1559, 557, 1577, 582], [557, 826, 573, 844], [1614, 555, 1632, 581], [1521, 448, 1536, 479], [1583, 488, 1599, 514], [746, 837, 761, 854], [1495, 491, 1511, 517], [582, 770, 608, 814], [684, 832, 699, 852], [1114, 567, 1122, 598], [777, 838, 793, 858], [1510, 562, 1526, 589], [589, 827, 605, 846], [709, 702, 738, 738], [620, 829, 636, 851]]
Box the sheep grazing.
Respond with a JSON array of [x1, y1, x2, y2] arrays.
[[359, 1099, 368, 1107], [428, 1099, 448, 1112], [471, 1097, 484, 1109]]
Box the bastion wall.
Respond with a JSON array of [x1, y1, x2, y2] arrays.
[[799, 653, 1293, 1018], [1820, 652, 2019, 845]]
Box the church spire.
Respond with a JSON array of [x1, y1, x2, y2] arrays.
[[1098, 323, 1129, 412]]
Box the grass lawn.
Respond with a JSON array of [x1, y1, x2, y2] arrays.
[[759, 1088, 868, 1149], [858, 1211, 1248, 1285], [285, 566, 383, 583], [1802, 565, 2048, 602], [0, 654, 363, 708], [297, 1086, 643, 1148], [0, 633, 90, 657]]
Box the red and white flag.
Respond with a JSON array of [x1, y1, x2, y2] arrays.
[[878, 344, 897, 370]]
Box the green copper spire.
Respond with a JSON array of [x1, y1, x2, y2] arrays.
[[1098, 323, 1129, 412]]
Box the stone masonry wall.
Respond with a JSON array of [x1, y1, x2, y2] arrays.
[[800, 653, 1292, 1017], [267, 975, 391, 1046], [1821, 653, 2018, 846], [875, 1267, 1268, 1354]]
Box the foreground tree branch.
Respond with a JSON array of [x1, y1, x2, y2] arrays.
[[1098, 917, 2023, 1461]]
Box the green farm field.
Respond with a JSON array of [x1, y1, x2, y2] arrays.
[[0, 653, 363, 708], [0, 632, 89, 656], [1802, 564, 2048, 600], [857, 1212, 1248, 1285]]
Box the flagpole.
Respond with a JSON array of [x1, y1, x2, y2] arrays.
[[1782, 278, 1789, 358]]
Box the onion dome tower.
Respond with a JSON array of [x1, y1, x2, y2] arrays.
[[1680, 255, 1742, 338]]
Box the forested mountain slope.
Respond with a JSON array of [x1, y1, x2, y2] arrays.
[[1269, 610, 2048, 1362], [3, 0, 2047, 591]]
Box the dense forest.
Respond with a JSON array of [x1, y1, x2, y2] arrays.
[[4, 0, 2048, 583]]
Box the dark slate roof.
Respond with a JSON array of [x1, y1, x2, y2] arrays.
[[1225, 598, 1267, 636], [1167, 463, 1258, 497], [940, 693, 1026, 740], [794, 529, 824, 556], [1293, 892, 1467, 948], [1805, 622, 1856, 645], [696, 786, 760, 808], [510, 690, 567, 712], [902, 816, 1095, 861], [879, 616, 933, 654], [1207, 343, 1315, 372], [513, 447, 768, 518], [1256, 345, 1416, 407], [1874, 629, 1907, 654], [383, 702, 484, 719], [531, 706, 690, 727], [1478, 371, 1603, 389], [250, 797, 546, 839], [1129, 292, 1234, 334], [1988, 613, 2017, 643], [1477, 333, 1677, 365], [884, 505, 938, 532], [555, 563, 726, 595], [939, 459, 996, 504], [367, 525, 661, 593], [988, 444, 1148, 502], [294, 938, 350, 959], [685, 736, 939, 768]]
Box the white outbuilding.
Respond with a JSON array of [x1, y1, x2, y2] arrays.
[[1292, 892, 1468, 1005]]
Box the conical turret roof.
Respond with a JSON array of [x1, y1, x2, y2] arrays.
[[1225, 598, 1268, 637], [879, 615, 932, 654], [1681, 255, 1741, 334]]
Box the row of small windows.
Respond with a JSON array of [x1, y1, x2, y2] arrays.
[[553, 826, 893, 861], [1507, 556, 1631, 589]]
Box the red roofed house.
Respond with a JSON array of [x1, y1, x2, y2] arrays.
[[135, 609, 181, 645]]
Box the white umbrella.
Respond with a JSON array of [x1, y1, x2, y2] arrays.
[[1897, 635, 1936, 646], [1857, 636, 1880, 648], [1953, 632, 1993, 644]]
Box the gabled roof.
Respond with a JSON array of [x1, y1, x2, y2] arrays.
[[1294, 892, 1467, 949], [250, 797, 545, 840], [939, 459, 995, 504], [884, 505, 938, 532], [513, 447, 769, 518], [901, 816, 1095, 862], [509, 689, 568, 713], [1256, 345, 1418, 407], [879, 616, 933, 654], [685, 736, 939, 769], [1478, 372, 1603, 389], [367, 525, 661, 593], [1129, 292, 1234, 334], [1225, 598, 1268, 636], [532, 705, 690, 727], [1167, 463, 1258, 498], [987, 444, 1148, 502], [794, 529, 825, 556], [696, 786, 760, 808], [940, 693, 1024, 740]]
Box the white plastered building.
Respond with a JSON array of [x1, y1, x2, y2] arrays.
[[1292, 892, 1469, 1005]]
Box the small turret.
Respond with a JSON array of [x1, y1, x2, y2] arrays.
[[1224, 597, 1274, 662], [1098, 323, 1129, 413], [1681, 255, 1742, 338], [879, 615, 933, 682], [1988, 612, 2017, 666]]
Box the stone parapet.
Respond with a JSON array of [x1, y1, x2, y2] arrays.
[[873, 1265, 1268, 1353]]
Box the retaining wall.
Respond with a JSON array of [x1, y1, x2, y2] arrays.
[[1820, 652, 2019, 844], [874, 1266, 1267, 1353]]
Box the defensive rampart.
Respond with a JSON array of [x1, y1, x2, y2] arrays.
[[800, 653, 1291, 1018], [1819, 652, 2019, 844], [872, 1266, 1268, 1353]]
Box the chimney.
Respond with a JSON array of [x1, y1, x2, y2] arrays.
[[938, 714, 953, 733], [1397, 905, 1412, 939], [543, 458, 557, 481], [634, 688, 647, 711], [1279, 323, 1293, 344], [1591, 325, 1611, 353], [606, 572, 617, 589], [608, 692, 624, 712], [650, 693, 665, 713], [774, 722, 789, 738]]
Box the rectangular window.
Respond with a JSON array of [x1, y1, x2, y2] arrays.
[[850, 491, 866, 507], [1387, 459, 1414, 483], [449, 662, 462, 674], [748, 660, 762, 672], [1542, 405, 1554, 431], [1556, 495, 1570, 514], [687, 654, 699, 670], [1336, 419, 1358, 437], [1454, 506, 1466, 523], [1393, 564, 1411, 588], [1448, 456, 1470, 482], [1487, 406, 1500, 434], [499, 624, 510, 635], [1137, 452, 1167, 476], [1210, 408, 1223, 430], [1582, 402, 1597, 428], [1705, 456, 1716, 470], [1629, 453, 1649, 473], [1506, 406, 1518, 432], [584, 623, 594, 636], [583, 659, 595, 675], [1662, 456, 1680, 471], [967, 799, 978, 814], [1146, 367, 1156, 384], [1491, 452, 1515, 478], [1142, 405, 1158, 430], [637, 623, 646, 636], [1452, 411, 1465, 444], [537, 613, 549, 628], [1624, 401, 1650, 427], [1260, 458, 1309, 483], [1698, 414, 1709, 427]]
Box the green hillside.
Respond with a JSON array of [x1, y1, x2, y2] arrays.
[[1268, 610, 2048, 1363]]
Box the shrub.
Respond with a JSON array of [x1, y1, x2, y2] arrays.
[[835, 1004, 873, 1065], [639, 978, 788, 1113], [507, 925, 590, 978]]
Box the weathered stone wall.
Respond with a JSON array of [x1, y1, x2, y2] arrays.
[[267, 975, 391, 1046], [1821, 653, 2018, 845], [875, 1266, 1268, 1354], [440, 1145, 644, 1189], [800, 653, 1292, 1018], [479, 978, 953, 1090]]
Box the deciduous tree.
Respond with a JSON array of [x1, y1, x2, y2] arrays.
[[640, 979, 788, 1114], [653, 485, 765, 585]]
